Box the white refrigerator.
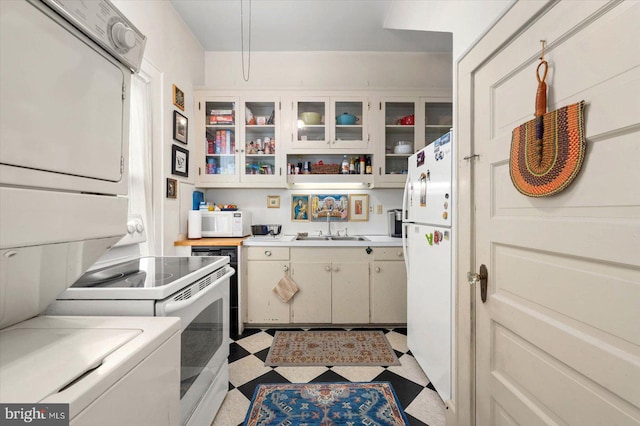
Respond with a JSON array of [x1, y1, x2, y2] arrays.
[[402, 131, 453, 402]]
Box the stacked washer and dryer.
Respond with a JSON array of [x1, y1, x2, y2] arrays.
[[0, 1, 181, 424]]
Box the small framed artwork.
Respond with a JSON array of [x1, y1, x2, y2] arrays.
[[173, 110, 188, 144], [172, 84, 185, 111], [310, 194, 349, 222], [267, 195, 280, 208], [166, 178, 177, 199], [349, 194, 369, 221], [291, 194, 310, 221], [171, 144, 189, 177]]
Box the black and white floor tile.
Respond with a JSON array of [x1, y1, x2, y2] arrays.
[[211, 327, 446, 426]]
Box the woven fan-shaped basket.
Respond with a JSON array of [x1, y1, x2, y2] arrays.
[[509, 59, 586, 197]]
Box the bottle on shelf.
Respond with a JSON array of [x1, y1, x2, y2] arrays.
[[341, 155, 349, 174], [349, 157, 355, 174], [359, 156, 365, 175], [365, 156, 372, 174]]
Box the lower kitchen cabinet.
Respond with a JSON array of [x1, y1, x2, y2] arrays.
[[331, 261, 370, 324], [289, 262, 331, 323], [246, 247, 291, 324], [244, 245, 405, 326], [371, 247, 407, 324]]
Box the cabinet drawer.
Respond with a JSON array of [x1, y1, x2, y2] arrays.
[[372, 247, 404, 261], [247, 246, 289, 260]]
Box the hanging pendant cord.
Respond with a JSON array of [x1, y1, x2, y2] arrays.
[[241, 0, 251, 82]]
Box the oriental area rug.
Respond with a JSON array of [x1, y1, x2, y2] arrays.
[[264, 330, 400, 367], [243, 382, 409, 426]]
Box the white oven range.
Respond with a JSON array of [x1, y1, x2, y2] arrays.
[[46, 255, 234, 426]]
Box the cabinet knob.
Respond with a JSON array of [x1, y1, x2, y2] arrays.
[[283, 265, 289, 272], [375, 267, 381, 273], [264, 250, 272, 257], [396, 251, 403, 257], [333, 266, 340, 272], [325, 265, 331, 272]]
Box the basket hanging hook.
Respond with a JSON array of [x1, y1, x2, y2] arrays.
[[535, 40, 548, 117]]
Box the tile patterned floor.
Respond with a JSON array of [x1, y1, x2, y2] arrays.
[[211, 327, 446, 426]]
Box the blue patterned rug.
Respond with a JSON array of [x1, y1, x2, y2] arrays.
[[243, 382, 409, 425]]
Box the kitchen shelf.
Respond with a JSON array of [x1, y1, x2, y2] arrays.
[[287, 173, 373, 188]]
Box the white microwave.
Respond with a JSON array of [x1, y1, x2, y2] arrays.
[[201, 211, 252, 237]]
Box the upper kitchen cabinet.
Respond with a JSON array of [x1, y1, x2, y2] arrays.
[[195, 93, 285, 187], [290, 97, 370, 151], [423, 99, 452, 146], [375, 98, 417, 187]]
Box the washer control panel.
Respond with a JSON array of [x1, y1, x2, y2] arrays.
[[41, 0, 146, 71]]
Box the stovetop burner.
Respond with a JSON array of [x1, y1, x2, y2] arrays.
[[72, 256, 221, 289]]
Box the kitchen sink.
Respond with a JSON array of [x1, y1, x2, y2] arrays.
[[295, 235, 369, 241]]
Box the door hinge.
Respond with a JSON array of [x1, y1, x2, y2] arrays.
[[279, 167, 282, 176], [120, 157, 124, 174], [278, 101, 281, 110], [198, 102, 201, 111], [198, 167, 201, 176], [379, 101, 382, 110], [367, 101, 370, 110], [122, 83, 126, 100], [367, 134, 370, 142]]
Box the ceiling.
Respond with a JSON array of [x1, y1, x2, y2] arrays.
[[170, 0, 453, 53]]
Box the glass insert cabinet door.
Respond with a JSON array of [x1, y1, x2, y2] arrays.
[[383, 100, 416, 177], [424, 101, 452, 146], [205, 100, 238, 182], [243, 100, 278, 180], [293, 98, 369, 150], [294, 98, 328, 149]]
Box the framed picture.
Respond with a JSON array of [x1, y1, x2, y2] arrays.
[[267, 195, 280, 208], [291, 194, 310, 221], [310, 194, 349, 222], [166, 178, 177, 199], [171, 144, 189, 177], [173, 110, 188, 144], [172, 84, 185, 111], [349, 194, 369, 221]]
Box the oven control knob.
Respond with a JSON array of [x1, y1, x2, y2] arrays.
[[111, 22, 136, 50], [127, 224, 135, 234], [135, 222, 144, 233]]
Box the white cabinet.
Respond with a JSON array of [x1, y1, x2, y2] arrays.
[[331, 261, 370, 324], [376, 98, 417, 187], [371, 247, 407, 324], [246, 247, 290, 324], [289, 261, 332, 323], [375, 97, 452, 188], [244, 245, 406, 326], [290, 97, 370, 150], [194, 93, 285, 187], [290, 247, 370, 324], [423, 99, 452, 147]]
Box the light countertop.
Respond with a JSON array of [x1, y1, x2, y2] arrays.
[[242, 235, 403, 247]]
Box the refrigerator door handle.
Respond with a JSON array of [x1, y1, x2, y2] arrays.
[[402, 173, 410, 222], [402, 223, 409, 279]]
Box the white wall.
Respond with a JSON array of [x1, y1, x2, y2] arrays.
[[112, 0, 204, 255], [383, 0, 512, 60], [203, 188, 403, 236], [204, 51, 452, 89]]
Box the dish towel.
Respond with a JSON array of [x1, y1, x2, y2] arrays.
[[273, 275, 299, 303]]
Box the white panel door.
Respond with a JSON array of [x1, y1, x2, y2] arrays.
[[406, 223, 452, 402], [463, 1, 640, 424]]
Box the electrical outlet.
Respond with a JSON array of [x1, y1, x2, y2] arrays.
[[376, 205, 383, 214]]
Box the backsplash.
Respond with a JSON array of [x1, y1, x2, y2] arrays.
[[202, 188, 402, 236]]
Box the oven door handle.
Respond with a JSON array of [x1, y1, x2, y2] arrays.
[[162, 268, 235, 316]]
